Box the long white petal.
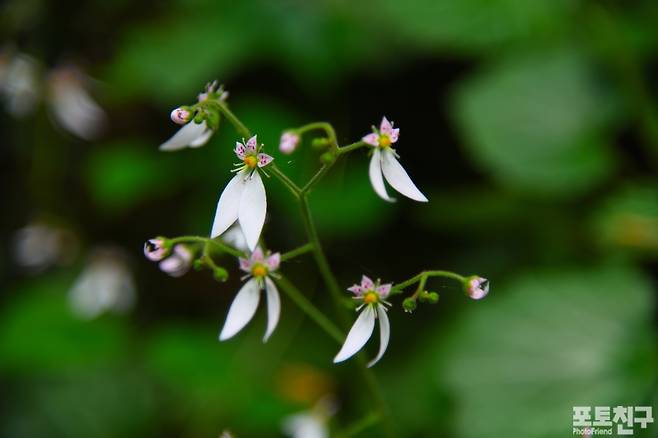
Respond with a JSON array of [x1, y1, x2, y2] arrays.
[[333, 306, 376, 363], [188, 127, 213, 147], [238, 171, 266, 251], [219, 278, 261, 341], [263, 277, 281, 342], [381, 150, 428, 202], [368, 149, 395, 202], [211, 172, 246, 238], [367, 304, 390, 367], [159, 121, 208, 151]]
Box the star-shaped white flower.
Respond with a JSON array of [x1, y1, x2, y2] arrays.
[[362, 117, 428, 203], [210, 135, 273, 250], [219, 248, 281, 342], [334, 275, 392, 367]]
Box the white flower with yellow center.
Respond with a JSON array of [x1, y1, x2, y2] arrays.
[[362, 117, 428, 203], [210, 135, 274, 251], [219, 247, 281, 342], [334, 275, 392, 367]]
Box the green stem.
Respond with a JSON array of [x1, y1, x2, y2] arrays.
[[274, 275, 343, 343], [214, 101, 252, 138], [268, 164, 301, 198], [169, 236, 244, 258], [336, 411, 382, 438], [300, 164, 331, 195], [337, 140, 367, 155], [280, 243, 314, 262], [295, 121, 338, 148], [391, 270, 466, 295]]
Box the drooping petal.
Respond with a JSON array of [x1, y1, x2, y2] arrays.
[[210, 172, 246, 238], [376, 283, 392, 298], [257, 153, 274, 168], [367, 304, 390, 367], [219, 278, 261, 341], [159, 121, 208, 151], [246, 135, 258, 152], [263, 277, 281, 342], [362, 133, 379, 146], [368, 149, 395, 202], [238, 171, 267, 251], [380, 117, 393, 135], [333, 306, 376, 363], [266, 252, 280, 271], [361, 275, 375, 290], [188, 126, 213, 147], [235, 141, 247, 159], [380, 150, 428, 202], [239, 257, 252, 273]]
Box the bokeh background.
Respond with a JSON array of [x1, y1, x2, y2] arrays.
[[1, 0, 657, 436]]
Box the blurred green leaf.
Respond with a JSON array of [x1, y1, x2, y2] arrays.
[[436, 265, 656, 437], [85, 140, 173, 213], [0, 275, 129, 373], [454, 48, 617, 197]]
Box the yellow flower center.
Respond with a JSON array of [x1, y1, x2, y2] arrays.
[[244, 155, 258, 168], [379, 135, 392, 148], [251, 263, 268, 278], [363, 291, 379, 304]]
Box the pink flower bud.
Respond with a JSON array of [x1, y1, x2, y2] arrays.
[[279, 132, 300, 154], [466, 276, 489, 300], [144, 238, 168, 261], [159, 244, 193, 277], [170, 107, 191, 125]]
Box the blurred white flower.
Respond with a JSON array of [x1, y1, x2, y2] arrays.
[[69, 249, 136, 319], [279, 131, 300, 154], [47, 65, 106, 140], [282, 397, 336, 438], [12, 221, 78, 272], [0, 51, 40, 117]]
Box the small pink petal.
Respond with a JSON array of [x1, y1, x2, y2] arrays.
[[266, 252, 280, 271], [239, 257, 252, 272], [257, 153, 274, 167], [376, 283, 392, 298], [246, 135, 258, 152], [361, 275, 374, 290], [389, 128, 399, 143], [380, 117, 394, 135], [362, 133, 379, 146], [250, 247, 264, 262], [235, 142, 246, 159], [348, 285, 364, 295]]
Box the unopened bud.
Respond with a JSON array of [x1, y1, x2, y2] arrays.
[[159, 245, 193, 277], [170, 107, 191, 125], [465, 276, 489, 300], [320, 151, 336, 164], [402, 297, 417, 313], [144, 238, 170, 261], [279, 132, 300, 154], [312, 138, 330, 149], [426, 291, 439, 304], [213, 267, 228, 282]]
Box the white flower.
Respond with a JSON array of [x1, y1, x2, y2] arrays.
[[465, 276, 489, 300], [47, 66, 106, 140], [334, 275, 392, 367], [282, 397, 336, 438], [210, 135, 274, 251], [0, 52, 39, 117], [219, 248, 281, 342], [159, 82, 226, 151], [12, 222, 78, 272], [69, 249, 136, 319], [362, 117, 428, 203]]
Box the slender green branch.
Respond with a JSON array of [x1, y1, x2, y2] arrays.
[[337, 140, 367, 155], [391, 270, 466, 295], [275, 275, 344, 343], [295, 121, 338, 148], [268, 164, 302, 198], [169, 235, 244, 258], [300, 164, 331, 195], [280, 243, 314, 262], [213, 101, 252, 138]]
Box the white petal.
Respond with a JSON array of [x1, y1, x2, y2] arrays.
[[367, 304, 390, 367], [159, 121, 208, 151], [381, 150, 428, 202], [333, 306, 376, 363], [368, 149, 395, 202], [238, 171, 266, 251], [188, 126, 213, 147], [211, 172, 246, 238], [219, 278, 261, 341], [263, 277, 281, 342]]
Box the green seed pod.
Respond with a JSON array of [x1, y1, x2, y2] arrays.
[[213, 267, 229, 282], [320, 151, 336, 164], [402, 297, 417, 313], [426, 291, 440, 304]]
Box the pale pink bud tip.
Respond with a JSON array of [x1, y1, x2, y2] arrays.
[[279, 132, 300, 154], [466, 277, 489, 300], [144, 238, 168, 261], [159, 244, 193, 277], [170, 108, 191, 125]]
